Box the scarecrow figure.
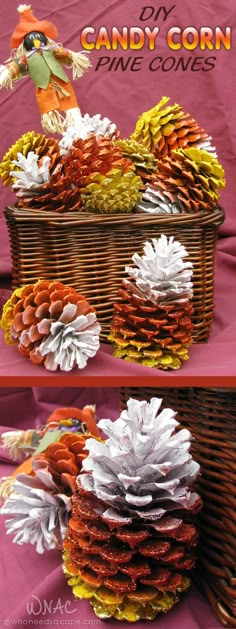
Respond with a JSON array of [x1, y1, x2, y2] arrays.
[[0, 4, 91, 133]]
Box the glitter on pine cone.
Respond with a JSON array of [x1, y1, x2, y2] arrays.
[[131, 96, 211, 159], [0, 131, 60, 187], [0, 280, 101, 371], [149, 148, 225, 213], [109, 282, 193, 369], [63, 397, 202, 621], [115, 138, 157, 184]]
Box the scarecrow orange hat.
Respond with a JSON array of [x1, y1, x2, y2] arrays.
[[11, 4, 58, 49]]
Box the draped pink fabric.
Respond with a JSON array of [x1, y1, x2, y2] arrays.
[[0, 386, 222, 628], [0, 0, 235, 376]]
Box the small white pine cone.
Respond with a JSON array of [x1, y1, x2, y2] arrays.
[[1, 465, 71, 553], [125, 235, 193, 304], [78, 397, 201, 524]]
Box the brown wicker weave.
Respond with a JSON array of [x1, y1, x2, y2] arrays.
[[120, 387, 236, 628], [5, 205, 224, 343]]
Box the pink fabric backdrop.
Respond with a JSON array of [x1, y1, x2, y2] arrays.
[[0, 387, 222, 628], [0, 0, 235, 376]]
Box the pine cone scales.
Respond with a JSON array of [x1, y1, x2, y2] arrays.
[[109, 283, 193, 369], [16, 165, 82, 213], [34, 433, 99, 494], [0, 280, 100, 370], [149, 148, 225, 213], [115, 138, 157, 183], [62, 135, 134, 188], [63, 490, 196, 620], [0, 131, 60, 186], [131, 96, 209, 159], [81, 170, 141, 214]]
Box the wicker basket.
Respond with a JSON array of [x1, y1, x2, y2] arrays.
[[120, 387, 236, 628], [5, 205, 224, 342]]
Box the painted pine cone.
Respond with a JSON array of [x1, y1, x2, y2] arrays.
[[63, 489, 198, 621], [81, 170, 141, 214], [34, 433, 99, 495], [131, 96, 210, 159], [109, 282, 193, 369], [109, 283, 193, 370], [0, 131, 60, 187], [16, 163, 81, 213], [0, 280, 100, 371], [149, 148, 225, 213], [63, 397, 202, 621], [62, 134, 133, 188], [115, 138, 157, 184]]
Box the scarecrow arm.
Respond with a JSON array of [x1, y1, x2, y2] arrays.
[[54, 45, 91, 79], [0, 57, 28, 89]]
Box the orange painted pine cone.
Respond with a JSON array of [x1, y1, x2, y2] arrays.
[[63, 396, 202, 620], [16, 164, 81, 213], [149, 148, 225, 213], [35, 434, 97, 494], [109, 281, 193, 369], [63, 488, 199, 621]]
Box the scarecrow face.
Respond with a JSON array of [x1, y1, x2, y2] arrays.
[[23, 31, 47, 51]]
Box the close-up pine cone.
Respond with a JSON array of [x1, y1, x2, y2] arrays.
[[63, 397, 202, 621]]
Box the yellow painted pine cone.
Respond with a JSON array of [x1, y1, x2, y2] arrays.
[[131, 96, 209, 158], [81, 170, 142, 214]]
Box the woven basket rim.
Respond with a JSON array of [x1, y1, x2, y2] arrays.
[[5, 204, 225, 228]]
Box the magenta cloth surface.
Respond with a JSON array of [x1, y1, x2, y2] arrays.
[[0, 386, 222, 629], [0, 1, 235, 377]]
